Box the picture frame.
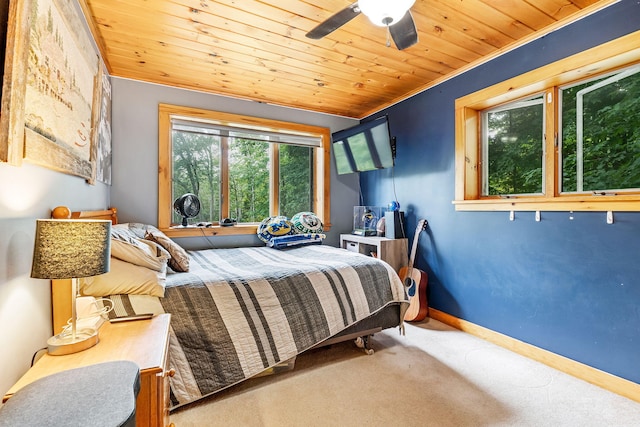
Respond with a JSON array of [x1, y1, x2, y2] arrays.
[[0, 0, 100, 182], [93, 60, 112, 185], [0, 2, 9, 103]]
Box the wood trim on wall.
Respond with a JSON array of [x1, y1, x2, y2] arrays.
[[429, 308, 640, 404]]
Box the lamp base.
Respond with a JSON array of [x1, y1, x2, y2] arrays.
[[47, 328, 99, 356]]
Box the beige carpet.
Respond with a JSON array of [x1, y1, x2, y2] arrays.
[[170, 319, 640, 426]]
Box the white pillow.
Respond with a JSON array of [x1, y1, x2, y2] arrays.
[[80, 258, 166, 297], [111, 238, 170, 272]]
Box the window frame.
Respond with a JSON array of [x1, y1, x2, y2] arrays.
[[158, 104, 332, 237], [481, 94, 546, 197], [454, 30, 640, 211], [559, 64, 640, 194]]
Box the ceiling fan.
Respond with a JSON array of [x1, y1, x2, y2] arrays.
[[306, 0, 418, 50]]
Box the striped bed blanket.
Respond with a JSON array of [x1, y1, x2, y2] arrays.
[[108, 245, 407, 408]]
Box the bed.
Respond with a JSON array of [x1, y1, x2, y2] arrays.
[[50, 207, 408, 409]]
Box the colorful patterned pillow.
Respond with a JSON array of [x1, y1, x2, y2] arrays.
[[257, 216, 294, 243], [291, 211, 323, 234]]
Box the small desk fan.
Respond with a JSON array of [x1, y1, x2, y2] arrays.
[[174, 193, 201, 227]]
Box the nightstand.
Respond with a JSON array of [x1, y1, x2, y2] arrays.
[[3, 314, 173, 427], [340, 234, 408, 273]]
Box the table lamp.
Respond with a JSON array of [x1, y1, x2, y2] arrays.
[[31, 219, 111, 355]]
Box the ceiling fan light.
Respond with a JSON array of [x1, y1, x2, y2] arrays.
[[358, 0, 415, 27]]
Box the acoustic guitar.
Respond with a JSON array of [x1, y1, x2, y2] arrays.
[[399, 219, 429, 322]]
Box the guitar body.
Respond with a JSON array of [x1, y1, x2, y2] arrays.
[[400, 265, 428, 322], [400, 218, 429, 322]]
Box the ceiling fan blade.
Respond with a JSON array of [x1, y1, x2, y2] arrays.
[[306, 2, 361, 39], [389, 11, 418, 50]]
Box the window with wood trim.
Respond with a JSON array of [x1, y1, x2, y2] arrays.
[[482, 94, 545, 196], [559, 65, 640, 194], [454, 30, 640, 212], [158, 104, 331, 237]]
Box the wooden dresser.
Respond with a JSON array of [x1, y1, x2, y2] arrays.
[[3, 314, 173, 427]]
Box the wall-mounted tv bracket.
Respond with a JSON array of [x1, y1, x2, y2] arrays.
[[391, 136, 397, 160]]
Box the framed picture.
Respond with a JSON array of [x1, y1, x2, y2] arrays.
[[93, 60, 112, 185], [0, 2, 9, 100], [0, 0, 100, 182]]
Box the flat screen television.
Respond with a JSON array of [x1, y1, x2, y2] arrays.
[[332, 116, 395, 174]]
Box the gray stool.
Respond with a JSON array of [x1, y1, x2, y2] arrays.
[[0, 360, 140, 427]]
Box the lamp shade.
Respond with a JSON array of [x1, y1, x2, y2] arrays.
[[31, 219, 111, 279], [358, 0, 415, 27]]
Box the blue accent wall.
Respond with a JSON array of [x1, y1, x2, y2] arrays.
[[360, 0, 640, 384]]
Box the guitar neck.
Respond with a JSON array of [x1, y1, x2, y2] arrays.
[[407, 219, 426, 271]]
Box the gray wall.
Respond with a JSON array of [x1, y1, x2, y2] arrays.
[[0, 163, 109, 396], [0, 0, 110, 395], [0, 70, 357, 398], [110, 78, 359, 248]]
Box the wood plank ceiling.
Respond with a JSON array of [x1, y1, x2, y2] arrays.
[[80, 0, 613, 119]]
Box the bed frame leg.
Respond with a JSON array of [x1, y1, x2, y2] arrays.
[[354, 335, 374, 355]]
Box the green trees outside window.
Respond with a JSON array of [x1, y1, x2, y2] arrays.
[[228, 138, 269, 223], [279, 144, 313, 218], [171, 124, 313, 225], [481, 65, 640, 198], [454, 32, 640, 212], [561, 65, 640, 193], [172, 127, 221, 225], [483, 96, 544, 196]]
